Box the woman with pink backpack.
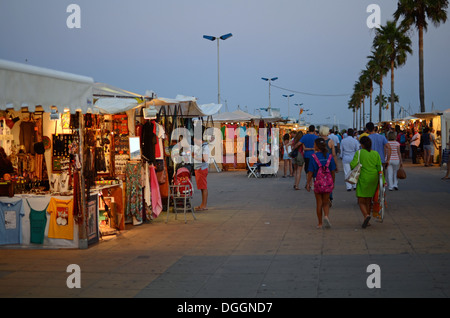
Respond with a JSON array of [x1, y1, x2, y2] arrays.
[[305, 138, 337, 229]]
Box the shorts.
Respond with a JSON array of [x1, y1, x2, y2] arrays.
[[423, 144, 432, 152], [292, 153, 304, 166], [195, 168, 208, 190]]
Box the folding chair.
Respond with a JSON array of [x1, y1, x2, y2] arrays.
[[166, 180, 196, 223], [246, 157, 259, 178]]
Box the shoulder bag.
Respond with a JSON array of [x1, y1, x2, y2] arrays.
[[345, 150, 362, 185]]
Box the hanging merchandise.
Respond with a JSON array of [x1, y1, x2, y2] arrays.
[[125, 161, 143, 224], [149, 165, 163, 218], [0, 199, 25, 245], [26, 200, 48, 244], [47, 197, 74, 240]]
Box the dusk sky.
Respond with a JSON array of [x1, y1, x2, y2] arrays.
[[1, 0, 449, 128]]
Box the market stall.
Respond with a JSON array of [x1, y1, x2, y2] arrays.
[[92, 94, 222, 225], [0, 58, 93, 248], [411, 110, 446, 163]]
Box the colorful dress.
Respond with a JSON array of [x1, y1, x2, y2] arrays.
[[125, 162, 143, 223], [350, 149, 382, 198]]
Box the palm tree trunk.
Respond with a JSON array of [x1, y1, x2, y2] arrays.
[[362, 98, 366, 127], [419, 25, 425, 112], [391, 60, 395, 121], [359, 104, 362, 129], [370, 85, 373, 123], [379, 79, 383, 123], [353, 109, 355, 129]]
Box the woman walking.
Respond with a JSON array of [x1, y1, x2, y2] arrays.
[[306, 138, 336, 229], [282, 133, 293, 178], [350, 136, 382, 228], [319, 126, 339, 206], [386, 131, 402, 191], [290, 131, 305, 190]]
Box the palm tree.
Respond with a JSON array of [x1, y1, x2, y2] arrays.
[[394, 0, 449, 113], [363, 60, 377, 123], [358, 71, 372, 127], [348, 94, 359, 129], [373, 20, 412, 120], [368, 49, 389, 123], [375, 94, 400, 121]]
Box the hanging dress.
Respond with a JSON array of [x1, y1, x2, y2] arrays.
[[125, 161, 143, 223]]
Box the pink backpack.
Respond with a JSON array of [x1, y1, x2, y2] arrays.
[[312, 153, 334, 193]]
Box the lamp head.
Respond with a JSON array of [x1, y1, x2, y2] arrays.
[[203, 35, 216, 41], [219, 33, 233, 40]]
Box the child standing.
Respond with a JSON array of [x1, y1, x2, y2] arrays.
[[306, 138, 336, 229]]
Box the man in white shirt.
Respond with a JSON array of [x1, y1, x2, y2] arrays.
[[410, 129, 421, 164], [329, 129, 340, 156], [340, 128, 360, 191]]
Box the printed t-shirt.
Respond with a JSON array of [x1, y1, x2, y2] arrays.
[[0, 200, 24, 245], [47, 198, 74, 240]]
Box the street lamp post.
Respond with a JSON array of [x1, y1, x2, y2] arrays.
[[283, 94, 294, 117], [203, 33, 233, 105], [261, 77, 278, 111]]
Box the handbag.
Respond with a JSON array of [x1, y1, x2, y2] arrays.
[[345, 150, 362, 185], [289, 148, 298, 158], [397, 166, 406, 179]]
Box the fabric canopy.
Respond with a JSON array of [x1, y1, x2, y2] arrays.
[[93, 82, 151, 114], [0, 59, 94, 113], [143, 95, 222, 117], [413, 110, 444, 119], [212, 109, 256, 122]]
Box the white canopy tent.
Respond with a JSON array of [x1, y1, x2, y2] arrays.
[[0, 59, 93, 114], [93, 82, 151, 114], [212, 109, 257, 122], [142, 95, 222, 117], [255, 107, 282, 122]]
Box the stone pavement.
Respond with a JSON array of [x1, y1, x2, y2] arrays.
[[1, 160, 450, 299]]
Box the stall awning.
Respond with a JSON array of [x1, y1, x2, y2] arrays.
[[143, 95, 222, 117], [0, 59, 94, 113], [212, 109, 257, 122], [93, 82, 152, 114], [413, 110, 444, 119]]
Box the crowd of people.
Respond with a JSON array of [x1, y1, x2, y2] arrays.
[[282, 122, 449, 229]]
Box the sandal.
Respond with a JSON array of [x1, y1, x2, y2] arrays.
[[294, 186, 300, 190], [362, 216, 371, 229]]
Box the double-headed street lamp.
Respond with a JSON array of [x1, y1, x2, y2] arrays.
[[283, 94, 294, 117], [203, 33, 233, 105], [261, 77, 278, 111]]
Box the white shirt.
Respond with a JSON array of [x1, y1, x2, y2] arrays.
[[329, 133, 340, 145], [410, 133, 420, 147], [340, 135, 360, 164]]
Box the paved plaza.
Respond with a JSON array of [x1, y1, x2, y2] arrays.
[[1, 161, 450, 298]]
